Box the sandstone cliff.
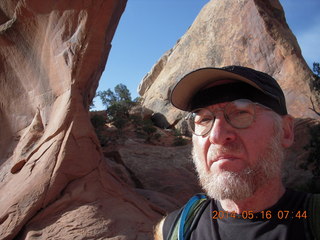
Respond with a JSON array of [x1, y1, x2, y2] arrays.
[[0, 1, 162, 239]]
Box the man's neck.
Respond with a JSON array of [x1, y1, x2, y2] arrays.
[[219, 179, 285, 214]]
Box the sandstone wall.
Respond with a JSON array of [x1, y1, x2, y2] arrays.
[[0, 1, 162, 239]]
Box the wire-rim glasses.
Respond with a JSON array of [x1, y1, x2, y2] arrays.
[[186, 99, 262, 136]]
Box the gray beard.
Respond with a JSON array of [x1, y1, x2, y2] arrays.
[[192, 131, 284, 201]]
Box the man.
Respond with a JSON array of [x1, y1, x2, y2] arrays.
[[154, 66, 319, 240]]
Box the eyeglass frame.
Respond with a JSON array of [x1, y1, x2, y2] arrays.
[[185, 99, 272, 136]]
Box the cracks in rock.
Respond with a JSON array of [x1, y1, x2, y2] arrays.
[[104, 151, 144, 189], [28, 140, 57, 176], [10, 125, 63, 175], [0, 17, 16, 33], [40, 125, 73, 209], [11, 141, 96, 238]]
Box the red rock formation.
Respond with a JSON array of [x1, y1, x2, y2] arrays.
[[0, 1, 162, 239], [116, 142, 201, 209]]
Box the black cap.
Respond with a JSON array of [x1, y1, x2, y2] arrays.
[[170, 65, 288, 115]]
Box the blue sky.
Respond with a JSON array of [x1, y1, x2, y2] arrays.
[[92, 0, 320, 110]]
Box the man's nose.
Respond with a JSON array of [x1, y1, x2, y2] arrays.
[[208, 114, 236, 145]]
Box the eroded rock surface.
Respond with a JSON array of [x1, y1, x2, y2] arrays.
[[0, 1, 162, 239]]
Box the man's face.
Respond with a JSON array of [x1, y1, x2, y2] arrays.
[[192, 101, 289, 201]]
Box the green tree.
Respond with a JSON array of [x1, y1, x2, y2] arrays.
[[97, 84, 134, 130], [114, 84, 132, 103], [97, 84, 132, 108]]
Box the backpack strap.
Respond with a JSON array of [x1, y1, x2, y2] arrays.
[[309, 194, 320, 240], [166, 194, 210, 240]]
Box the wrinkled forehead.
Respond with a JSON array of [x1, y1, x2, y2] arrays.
[[204, 98, 255, 111]]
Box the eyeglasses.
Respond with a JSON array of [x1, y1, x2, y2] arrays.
[[186, 99, 268, 136]]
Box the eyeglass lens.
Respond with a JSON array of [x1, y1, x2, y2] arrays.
[[187, 99, 256, 136]]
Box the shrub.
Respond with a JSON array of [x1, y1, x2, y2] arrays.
[[141, 119, 157, 142], [90, 114, 105, 130], [173, 137, 188, 146], [173, 129, 188, 146], [90, 114, 108, 147], [302, 124, 320, 177], [97, 84, 136, 131]]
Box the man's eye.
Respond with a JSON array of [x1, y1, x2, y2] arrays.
[[195, 116, 212, 125], [234, 110, 250, 116], [229, 110, 253, 124]]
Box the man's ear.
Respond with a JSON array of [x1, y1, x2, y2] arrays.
[[281, 115, 295, 148]]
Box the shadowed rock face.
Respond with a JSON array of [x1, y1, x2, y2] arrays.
[[0, 1, 163, 239], [139, 0, 319, 125]]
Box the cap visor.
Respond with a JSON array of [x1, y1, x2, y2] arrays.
[[170, 67, 263, 111]]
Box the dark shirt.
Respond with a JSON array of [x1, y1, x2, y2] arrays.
[[163, 189, 313, 240]]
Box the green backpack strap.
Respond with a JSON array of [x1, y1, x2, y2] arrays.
[[167, 194, 210, 240], [309, 194, 320, 240]]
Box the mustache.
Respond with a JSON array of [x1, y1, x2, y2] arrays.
[[207, 141, 244, 159]]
